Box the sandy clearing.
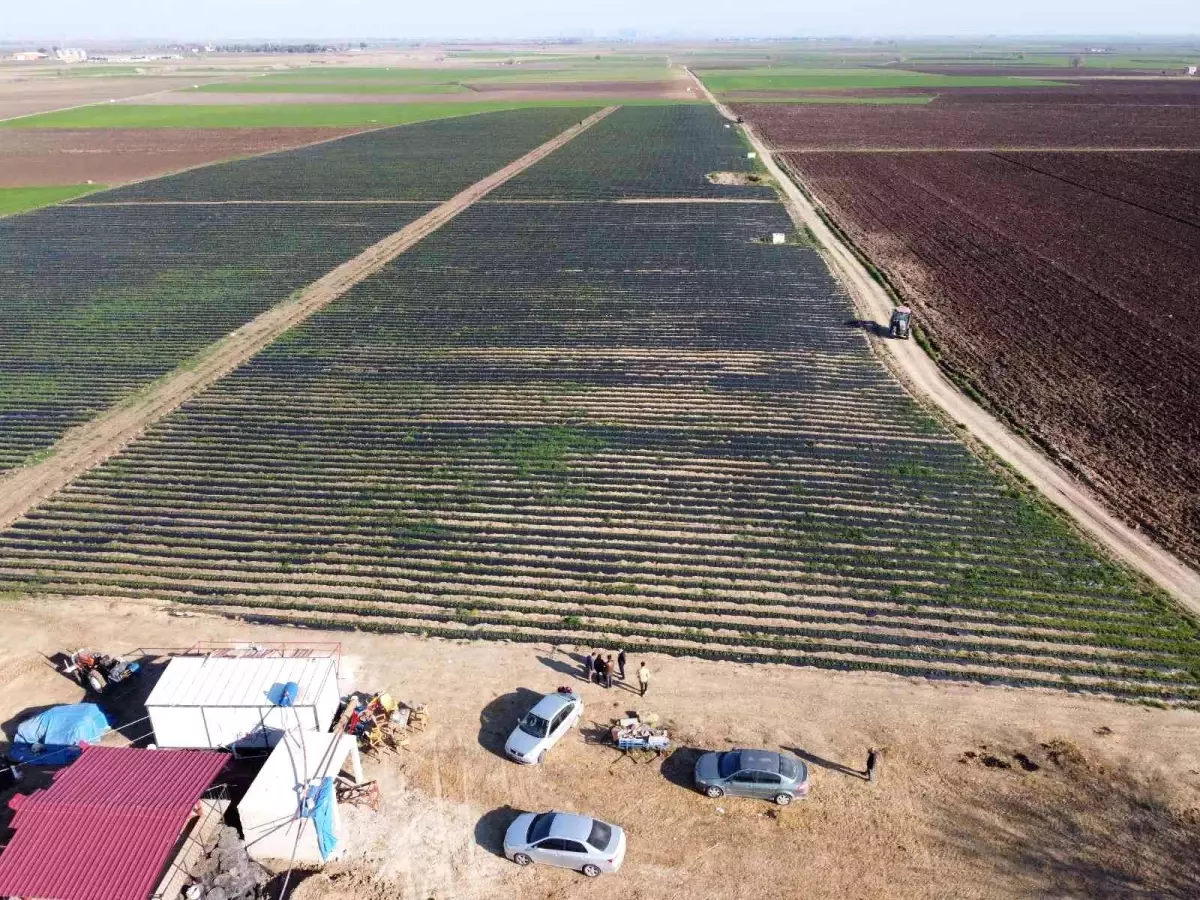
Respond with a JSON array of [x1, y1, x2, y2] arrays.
[[685, 68, 1200, 613], [0, 106, 618, 531], [0, 597, 1197, 900]]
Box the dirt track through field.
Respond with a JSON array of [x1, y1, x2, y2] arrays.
[[0, 105, 617, 531], [685, 69, 1200, 612]]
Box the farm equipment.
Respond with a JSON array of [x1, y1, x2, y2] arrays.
[[889, 306, 913, 339], [63, 648, 141, 694]]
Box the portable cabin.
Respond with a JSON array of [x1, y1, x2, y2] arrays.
[[146, 655, 340, 751]]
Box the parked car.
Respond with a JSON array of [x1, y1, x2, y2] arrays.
[[504, 689, 583, 765], [504, 810, 627, 877], [693, 748, 809, 805]]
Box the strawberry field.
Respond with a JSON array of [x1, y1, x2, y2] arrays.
[[0, 203, 432, 472], [100, 107, 595, 201], [2, 194, 1198, 705], [0, 108, 599, 473], [493, 105, 773, 199]]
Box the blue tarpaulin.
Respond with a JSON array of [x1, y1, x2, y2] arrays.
[[300, 777, 338, 860], [10, 703, 108, 766]]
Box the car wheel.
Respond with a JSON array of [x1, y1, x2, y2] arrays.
[[512, 853, 532, 867], [704, 785, 724, 799], [582, 864, 601, 878], [536, 751, 546, 765], [774, 793, 792, 806], [86, 669, 107, 693]]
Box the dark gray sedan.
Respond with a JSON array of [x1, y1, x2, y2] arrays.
[[693, 748, 810, 805]]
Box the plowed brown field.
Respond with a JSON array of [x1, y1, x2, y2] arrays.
[[0, 127, 366, 187], [735, 96, 1200, 149], [784, 150, 1200, 565]]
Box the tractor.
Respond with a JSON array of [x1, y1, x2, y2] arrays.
[[889, 306, 913, 339], [63, 648, 141, 694]]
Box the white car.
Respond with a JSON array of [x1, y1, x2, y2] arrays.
[[504, 810, 627, 877], [504, 689, 582, 765]]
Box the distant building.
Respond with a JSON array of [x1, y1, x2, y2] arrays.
[[53, 47, 88, 62], [10, 51, 47, 61], [1188, 66, 1197, 76]]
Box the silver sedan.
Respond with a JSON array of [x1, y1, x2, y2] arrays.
[[503, 810, 627, 877]]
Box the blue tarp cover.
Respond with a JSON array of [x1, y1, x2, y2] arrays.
[[300, 776, 338, 860], [10, 703, 108, 766]]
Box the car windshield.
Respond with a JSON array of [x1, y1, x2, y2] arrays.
[[587, 819, 612, 850], [717, 751, 741, 778], [527, 813, 555, 844], [779, 755, 798, 780], [519, 712, 550, 738]]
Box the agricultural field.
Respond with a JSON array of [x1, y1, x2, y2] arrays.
[[0, 52, 693, 195], [1, 102, 1198, 705], [0, 107, 592, 469], [782, 150, 1200, 566], [733, 83, 1200, 149], [493, 105, 772, 199], [98, 106, 592, 200], [0, 203, 431, 471], [0, 127, 368, 189]]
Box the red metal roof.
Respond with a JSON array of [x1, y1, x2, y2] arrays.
[[0, 745, 228, 900]]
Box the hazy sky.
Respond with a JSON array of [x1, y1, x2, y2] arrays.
[[4, 0, 1197, 43]]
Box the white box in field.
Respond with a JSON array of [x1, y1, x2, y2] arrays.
[[772, 233, 787, 244]]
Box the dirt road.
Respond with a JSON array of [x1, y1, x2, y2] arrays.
[[0, 106, 618, 531], [684, 69, 1200, 612], [1, 597, 1197, 900]]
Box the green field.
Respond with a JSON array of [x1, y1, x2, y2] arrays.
[[1, 99, 697, 130], [195, 81, 474, 94], [699, 67, 1068, 93], [0, 185, 106, 217]]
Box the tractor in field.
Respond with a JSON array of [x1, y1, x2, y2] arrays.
[[889, 306, 913, 339], [63, 648, 141, 694]]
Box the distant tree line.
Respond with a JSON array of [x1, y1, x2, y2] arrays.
[[214, 42, 367, 53]]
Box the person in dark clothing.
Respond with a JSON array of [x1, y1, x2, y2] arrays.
[[596, 655, 609, 689], [584, 652, 595, 682], [617, 649, 627, 681], [866, 748, 879, 783]]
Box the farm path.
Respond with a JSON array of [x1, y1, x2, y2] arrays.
[[0, 105, 618, 531], [684, 68, 1200, 612]]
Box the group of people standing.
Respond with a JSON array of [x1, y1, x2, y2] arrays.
[[583, 649, 650, 696]]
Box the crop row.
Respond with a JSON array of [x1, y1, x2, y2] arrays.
[[493, 105, 775, 200], [2, 199, 1194, 699], [0, 203, 433, 473], [95, 107, 595, 202], [786, 150, 1200, 567]]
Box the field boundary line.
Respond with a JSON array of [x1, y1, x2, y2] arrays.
[[779, 147, 1200, 153], [684, 68, 1200, 611], [73, 197, 778, 207], [0, 105, 619, 531]]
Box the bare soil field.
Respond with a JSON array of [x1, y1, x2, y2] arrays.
[[140, 82, 696, 105], [725, 80, 1200, 106], [0, 75, 206, 121], [785, 149, 1200, 565], [734, 99, 1200, 149], [0, 127, 364, 187], [1, 596, 1198, 900]]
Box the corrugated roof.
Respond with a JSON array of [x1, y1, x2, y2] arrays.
[[0, 745, 228, 900], [146, 655, 336, 709]]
